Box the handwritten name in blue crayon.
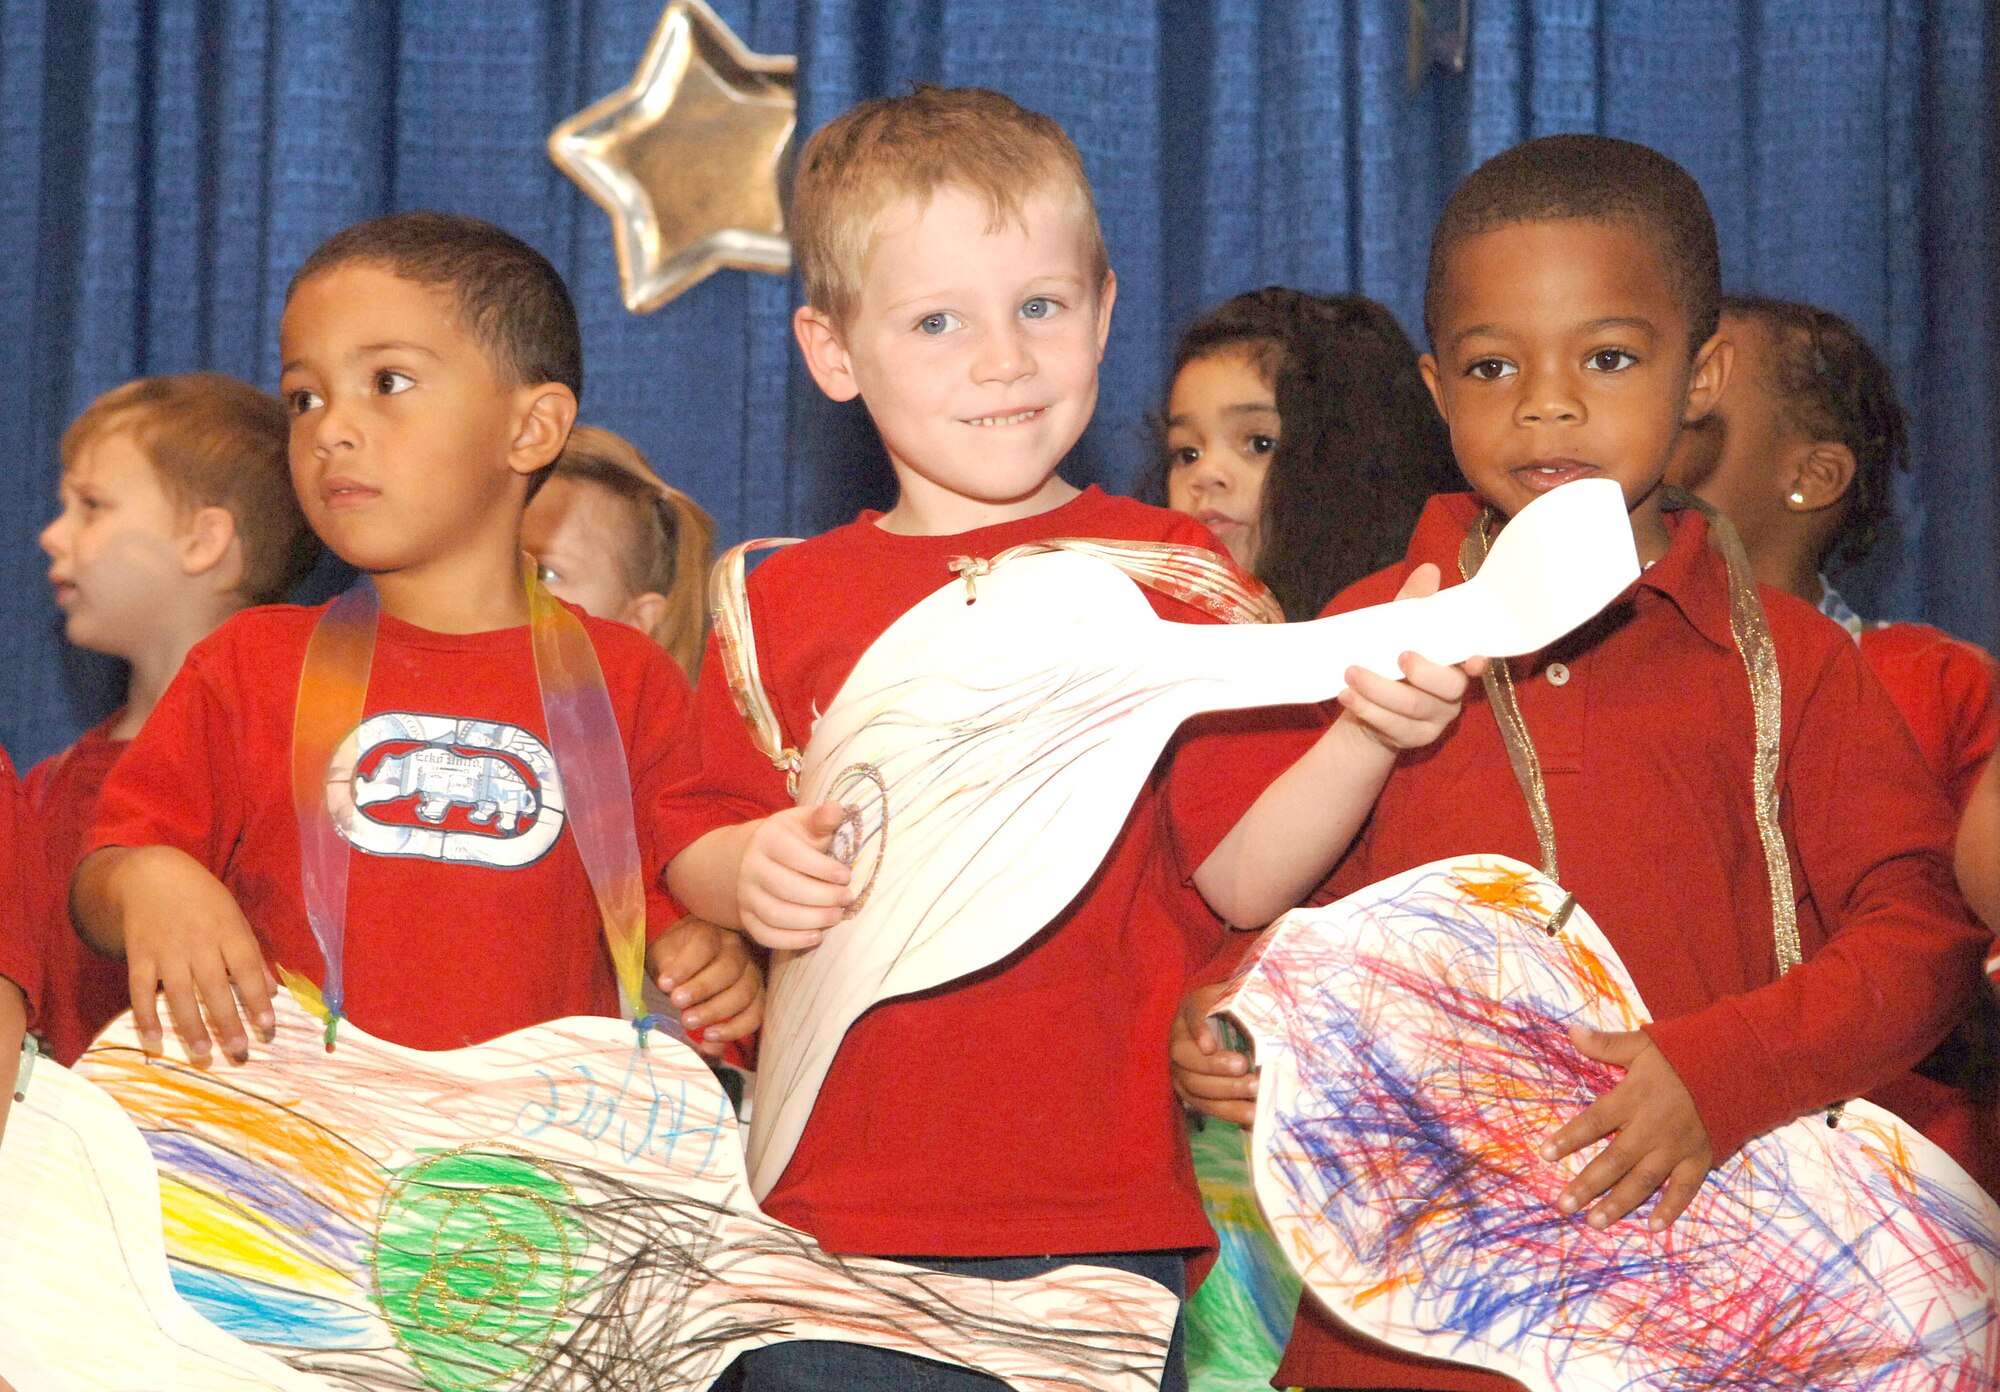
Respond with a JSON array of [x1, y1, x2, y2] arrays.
[[512, 1047, 728, 1173]]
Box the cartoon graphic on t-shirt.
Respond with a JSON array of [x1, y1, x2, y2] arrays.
[[328, 712, 566, 868]]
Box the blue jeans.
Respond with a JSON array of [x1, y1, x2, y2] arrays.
[[733, 1250, 1188, 1392]]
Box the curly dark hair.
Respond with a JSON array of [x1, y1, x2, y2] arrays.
[[1426, 134, 1721, 354], [1154, 286, 1460, 621], [1724, 294, 1908, 573]]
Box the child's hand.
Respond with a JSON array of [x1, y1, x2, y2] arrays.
[[647, 917, 763, 1057], [1169, 982, 1258, 1126], [113, 847, 275, 1066], [1542, 1022, 1714, 1231], [1337, 564, 1488, 753], [737, 800, 853, 951]]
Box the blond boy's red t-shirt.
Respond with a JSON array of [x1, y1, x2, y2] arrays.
[[653, 485, 1244, 1258], [1173, 494, 1990, 1392], [0, 746, 49, 1027], [27, 715, 129, 1063], [87, 602, 696, 1051]]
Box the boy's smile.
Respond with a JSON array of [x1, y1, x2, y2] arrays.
[[1421, 218, 1728, 563], [794, 184, 1115, 534]]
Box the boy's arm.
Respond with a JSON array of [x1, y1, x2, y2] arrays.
[[73, 640, 272, 1063], [0, 974, 24, 1141], [1192, 564, 1479, 927], [655, 629, 853, 950], [1554, 636, 1990, 1225]]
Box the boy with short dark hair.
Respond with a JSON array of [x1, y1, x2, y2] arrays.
[[32, 372, 319, 1063], [72, 212, 759, 1066], [1171, 134, 1989, 1391], [657, 86, 1472, 1392]]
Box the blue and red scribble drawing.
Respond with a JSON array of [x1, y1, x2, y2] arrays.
[[1215, 854, 2000, 1392]]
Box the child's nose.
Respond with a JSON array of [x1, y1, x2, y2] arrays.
[[1514, 366, 1584, 425], [37, 513, 66, 557], [971, 321, 1035, 385]]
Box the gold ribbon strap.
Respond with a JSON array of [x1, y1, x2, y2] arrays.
[[1460, 515, 1560, 883], [1663, 487, 1801, 975], [1461, 491, 1800, 978], [964, 537, 1284, 625], [709, 538, 806, 797]]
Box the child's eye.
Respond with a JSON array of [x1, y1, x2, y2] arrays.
[[286, 387, 323, 415], [1169, 445, 1201, 468], [1588, 348, 1637, 372], [374, 369, 414, 395], [917, 311, 963, 336], [535, 561, 561, 584], [1466, 358, 1516, 382], [1020, 296, 1058, 320], [1246, 433, 1278, 456]]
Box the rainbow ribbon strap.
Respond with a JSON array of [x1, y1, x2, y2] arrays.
[[291, 557, 660, 1047]]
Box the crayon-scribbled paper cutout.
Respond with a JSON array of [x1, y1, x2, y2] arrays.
[[1214, 855, 2000, 1391], [0, 996, 1175, 1392], [751, 480, 1642, 1195]]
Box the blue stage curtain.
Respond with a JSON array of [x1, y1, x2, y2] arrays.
[[0, 1, 1992, 764]]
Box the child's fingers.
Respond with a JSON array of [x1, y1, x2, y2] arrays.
[[1173, 1084, 1256, 1127], [1647, 1155, 1709, 1232], [694, 988, 764, 1044], [1582, 1145, 1678, 1229], [1394, 561, 1443, 602], [157, 967, 214, 1067], [670, 947, 747, 1009], [1397, 651, 1471, 701], [128, 965, 166, 1054], [682, 970, 757, 1031], [222, 934, 275, 1040], [652, 925, 715, 989], [766, 832, 854, 885], [748, 863, 853, 911], [801, 800, 849, 846], [740, 914, 828, 952], [1541, 1086, 1621, 1164], [190, 955, 251, 1063]]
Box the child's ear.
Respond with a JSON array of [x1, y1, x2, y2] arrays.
[[183, 505, 243, 587], [507, 383, 580, 479], [1093, 269, 1118, 362], [1787, 441, 1857, 513], [1682, 331, 1734, 424], [1418, 353, 1450, 422], [793, 307, 859, 402], [620, 590, 670, 638]]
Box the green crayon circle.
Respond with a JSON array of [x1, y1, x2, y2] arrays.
[[371, 1148, 588, 1390]]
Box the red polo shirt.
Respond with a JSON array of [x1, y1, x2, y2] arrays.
[[0, 747, 48, 1028], [1174, 493, 1989, 1391]]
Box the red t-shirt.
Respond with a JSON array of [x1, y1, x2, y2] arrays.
[[0, 746, 48, 1028], [1854, 622, 1998, 816], [654, 486, 1245, 1258], [1176, 495, 1989, 1392], [26, 715, 130, 1063], [88, 602, 696, 1052]]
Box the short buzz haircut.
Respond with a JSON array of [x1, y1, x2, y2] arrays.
[[1425, 134, 1722, 354], [790, 84, 1108, 327], [62, 373, 320, 606], [287, 211, 583, 400]]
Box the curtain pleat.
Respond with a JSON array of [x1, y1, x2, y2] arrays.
[[0, 0, 1992, 764]]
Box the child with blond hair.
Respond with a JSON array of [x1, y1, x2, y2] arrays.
[[32, 373, 319, 1062]]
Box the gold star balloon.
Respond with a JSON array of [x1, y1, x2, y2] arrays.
[[549, 0, 796, 312]]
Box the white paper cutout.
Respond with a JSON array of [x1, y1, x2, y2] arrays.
[[1213, 854, 2000, 1391], [749, 479, 1641, 1194], [0, 997, 1176, 1392]]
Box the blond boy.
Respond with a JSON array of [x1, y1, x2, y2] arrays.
[[657, 87, 1468, 1392]]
